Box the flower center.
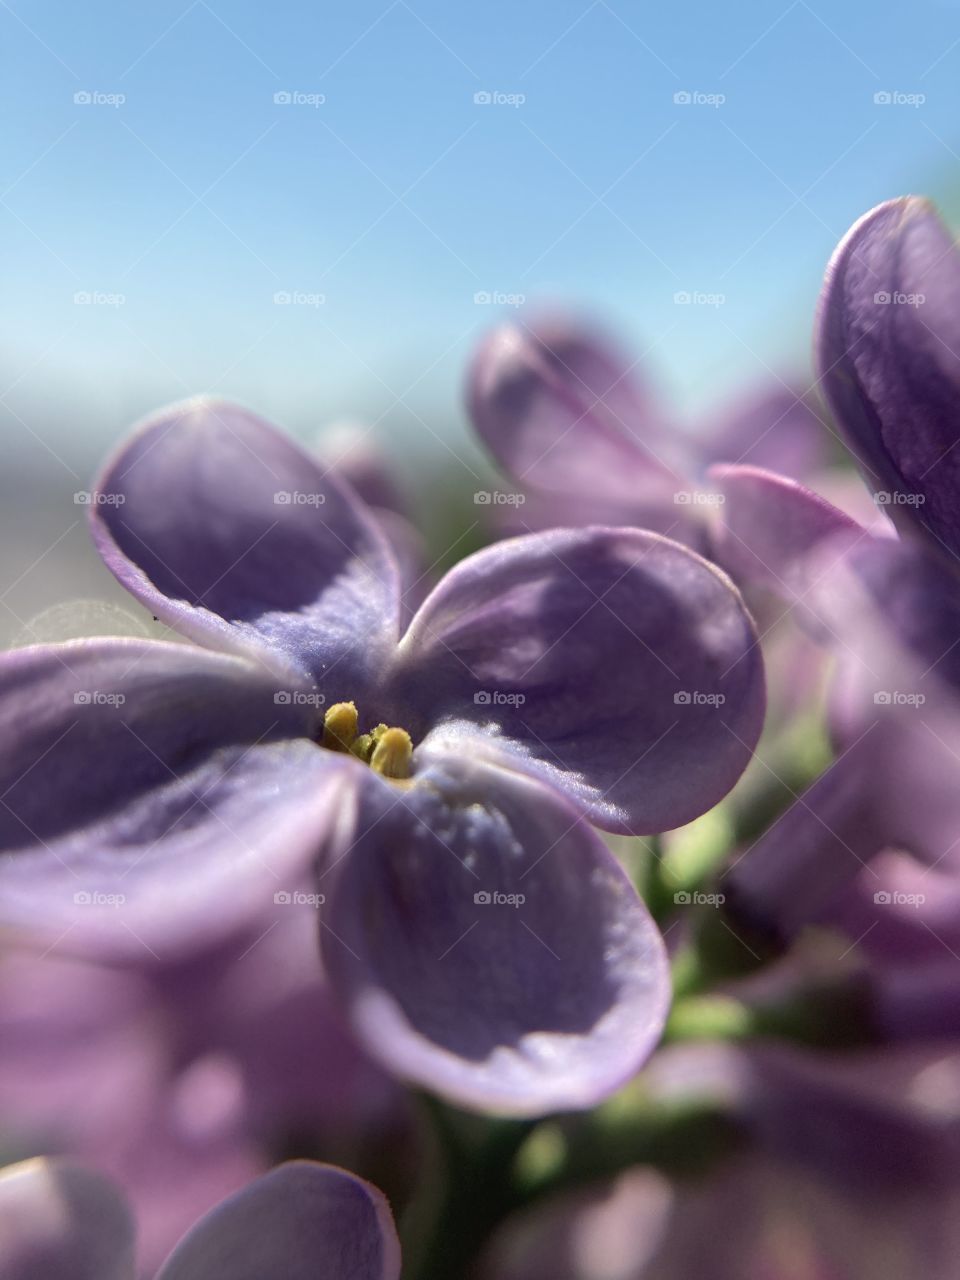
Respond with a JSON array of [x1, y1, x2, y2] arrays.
[[321, 701, 413, 780]]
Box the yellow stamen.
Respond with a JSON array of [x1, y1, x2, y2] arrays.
[[322, 701, 359, 753], [370, 727, 413, 779]]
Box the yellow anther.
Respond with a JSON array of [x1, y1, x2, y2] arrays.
[[370, 727, 413, 780], [322, 701, 359, 753]]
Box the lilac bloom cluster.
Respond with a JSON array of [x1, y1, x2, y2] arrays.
[[0, 399, 764, 1121]]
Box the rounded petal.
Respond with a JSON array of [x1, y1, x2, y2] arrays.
[[156, 1162, 399, 1280], [466, 313, 684, 502], [389, 527, 765, 834], [0, 1158, 134, 1280], [319, 759, 670, 1116], [91, 398, 401, 694], [816, 196, 960, 557], [0, 638, 347, 960]]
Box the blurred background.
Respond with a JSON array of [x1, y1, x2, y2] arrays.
[[2, 0, 960, 638]]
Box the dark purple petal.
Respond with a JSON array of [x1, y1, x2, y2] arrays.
[[319, 758, 669, 1115], [0, 1158, 134, 1280], [817, 196, 960, 558], [709, 463, 865, 598], [91, 399, 400, 693], [156, 1161, 400, 1280], [0, 638, 347, 960], [389, 527, 765, 834], [467, 314, 685, 503]]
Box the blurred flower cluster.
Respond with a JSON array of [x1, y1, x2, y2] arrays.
[[2, 195, 960, 1279]]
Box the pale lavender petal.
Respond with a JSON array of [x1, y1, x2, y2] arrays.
[[697, 384, 829, 482], [817, 196, 960, 557], [389, 527, 765, 834], [319, 758, 669, 1115], [0, 638, 348, 959], [709, 462, 865, 598], [91, 399, 400, 692], [156, 1162, 400, 1280], [467, 314, 685, 502], [0, 1158, 134, 1280]]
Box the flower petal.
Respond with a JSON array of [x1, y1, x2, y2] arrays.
[[0, 638, 347, 960], [0, 1158, 134, 1280], [816, 196, 960, 557], [156, 1162, 399, 1280], [389, 527, 765, 834], [91, 399, 400, 692], [467, 314, 684, 502], [709, 463, 864, 598], [319, 758, 669, 1115]]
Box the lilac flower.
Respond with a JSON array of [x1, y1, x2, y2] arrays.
[[466, 310, 826, 547], [0, 1157, 399, 1280], [0, 399, 765, 1114], [708, 197, 960, 962]]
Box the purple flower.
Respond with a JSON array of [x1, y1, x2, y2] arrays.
[[0, 1157, 399, 1280], [465, 311, 826, 546], [0, 399, 765, 1114], [709, 197, 960, 969]]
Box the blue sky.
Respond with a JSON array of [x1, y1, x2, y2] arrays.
[[3, 0, 960, 464]]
